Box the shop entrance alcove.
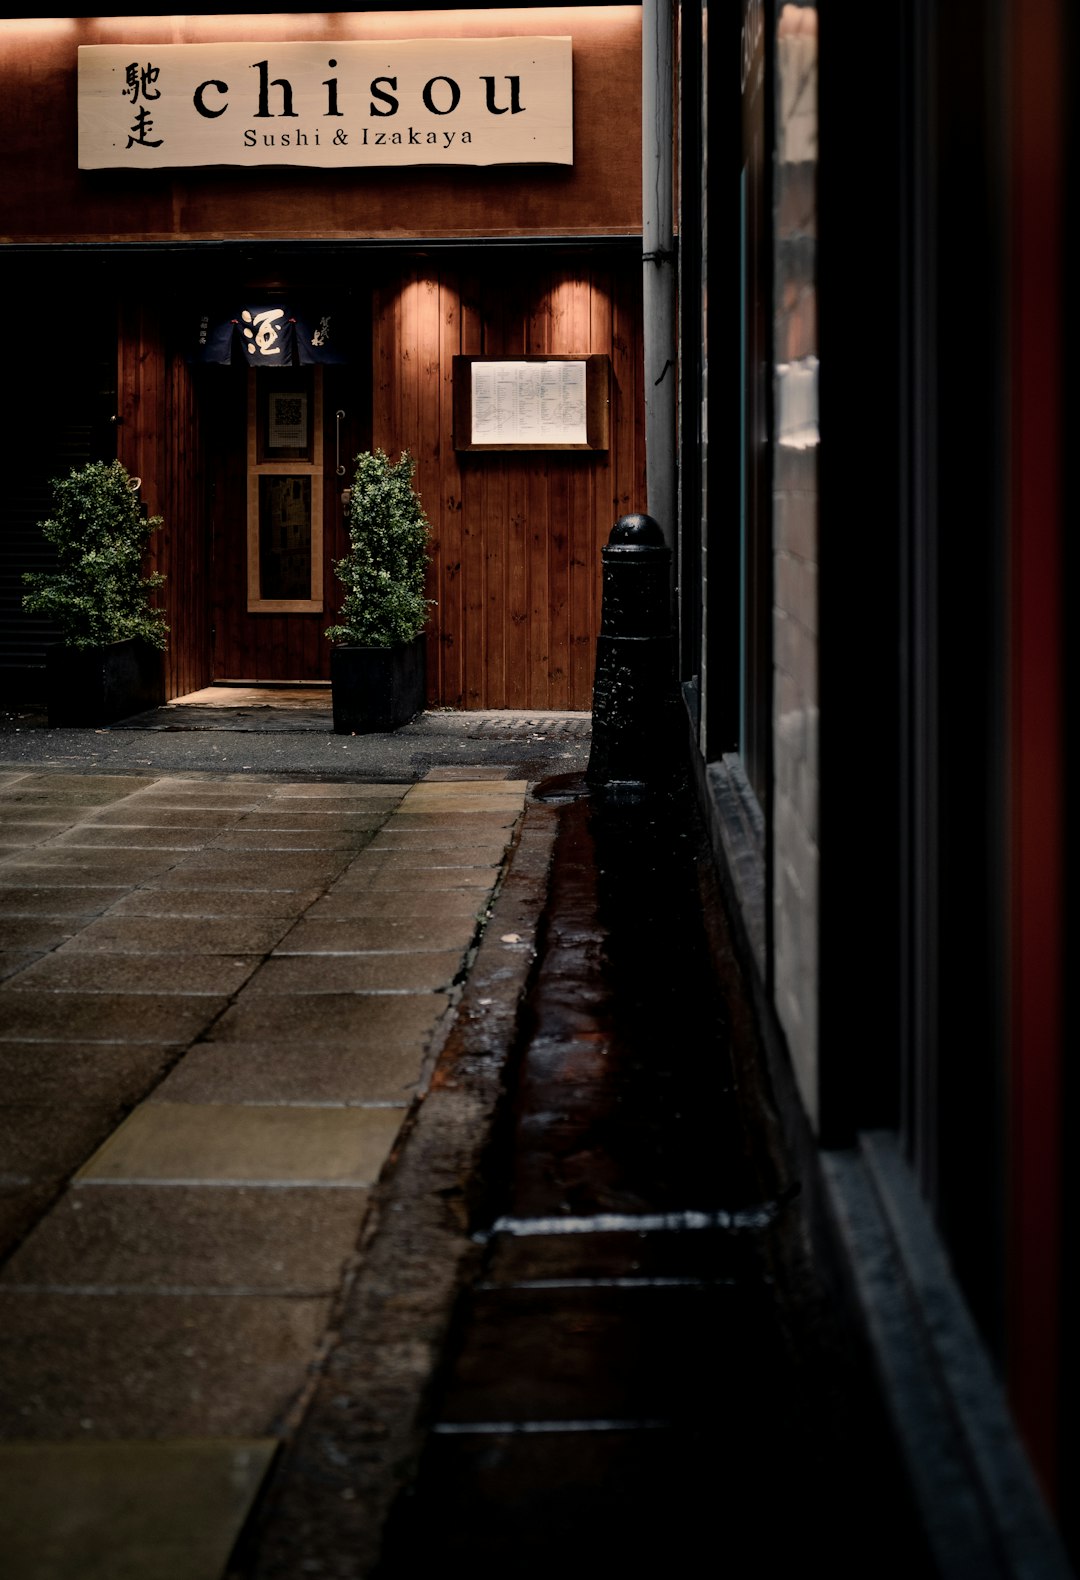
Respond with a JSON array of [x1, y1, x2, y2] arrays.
[[100, 249, 644, 711], [194, 298, 363, 685], [188, 254, 644, 709]]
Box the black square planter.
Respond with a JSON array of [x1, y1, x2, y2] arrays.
[[46, 639, 165, 727], [331, 636, 426, 734]]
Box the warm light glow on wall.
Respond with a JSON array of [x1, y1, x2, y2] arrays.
[[0, 18, 79, 35], [4, 7, 640, 42]]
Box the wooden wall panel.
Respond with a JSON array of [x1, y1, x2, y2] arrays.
[[117, 305, 217, 701], [373, 254, 645, 711], [526, 462, 553, 705], [107, 252, 642, 707], [437, 277, 466, 706], [164, 356, 209, 699]]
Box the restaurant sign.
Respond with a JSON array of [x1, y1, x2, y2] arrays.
[[78, 37, 573, 170]]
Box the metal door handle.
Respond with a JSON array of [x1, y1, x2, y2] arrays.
[[335, 410, 346, 476]]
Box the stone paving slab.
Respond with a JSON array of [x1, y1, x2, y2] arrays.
[[1, 1105, 139, 1186], [0, 794, 114, 810], [0, 886, 132, 915], [0, 1439, 277, 1580], [124, 787, 274, 806], [273, 916, 474, 954], [0, 992, 226, 1044], [77, 1103, 405, 1185], [269, 783, 405, 799], [109, 887, 324, 918], [385, 811, 521, 830], [4, 846, 179, 872], [231, 798, 397, 817], [0, 827, 78, 848], [58, 916, 294, 955], [169, 848, 351, 876], [1, 854, 181, 882], [207, 991, 446, 1048], [142, 866, 342, 893], [0, 950, 45, 981], [0, 1291, 332, 1439], [2, 1185, 368, 1295], [366, 828, 514, 854], [399, 789, 527, 806], [337, 843, 502, 868], [231, 810, 394, 829], [2, 774, 158, 792], [242, 950, 463, 995], [0, 1043, 179, 1110], [0, 1185, 57, 1261], [48, 825, 221, 850], [5, 952, 260, 996], [0, 919, 79, 950], [307, 889, 485, 921], [208, 829, 379, 852], [148, 1043, 429, 1107], [82, 806, 254, 829], [331, 865, 496, 892], [0, 806, 89, 824], [0, 777, 157, 803]]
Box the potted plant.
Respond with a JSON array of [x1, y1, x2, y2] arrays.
[[326, 448, 433, 733], [22, 459, 168, 726]]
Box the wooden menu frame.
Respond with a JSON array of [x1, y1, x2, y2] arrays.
[[453, 354, 610, 452]]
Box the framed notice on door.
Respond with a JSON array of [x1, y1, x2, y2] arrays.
[[453, 355, 610, 452], [247, 369, 323, 612]]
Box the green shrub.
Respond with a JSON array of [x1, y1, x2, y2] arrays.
[[325, 449, 433, 648], [22, 460, 168, 651]]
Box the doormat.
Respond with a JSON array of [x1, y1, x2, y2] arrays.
[[419, 712, 592, 741]]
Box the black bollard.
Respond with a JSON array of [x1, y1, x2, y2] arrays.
[[585, 512, 682, 800]]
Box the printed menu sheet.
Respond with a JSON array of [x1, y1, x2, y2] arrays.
[[471, 360, 587, 445]]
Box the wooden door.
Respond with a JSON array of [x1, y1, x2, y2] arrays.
[[205, 364, 358, 680]]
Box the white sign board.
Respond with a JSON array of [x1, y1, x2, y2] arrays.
[[471, 360, 588, 445], [78, 37, 573, 170]]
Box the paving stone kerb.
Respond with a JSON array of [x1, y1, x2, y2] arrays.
[[0, 768, 534, 1579]]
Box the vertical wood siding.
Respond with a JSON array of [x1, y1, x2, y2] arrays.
[[371, 257, 645, 711], [112, 256, 642, 706], [165, 354, 212, 698], [118, 300, 213, 700]]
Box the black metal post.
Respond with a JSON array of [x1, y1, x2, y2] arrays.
[[585, 512, 682, 800]]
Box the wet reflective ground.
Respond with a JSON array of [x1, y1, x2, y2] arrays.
[[0, 702, 592, 786], [375, 782, 928, 1576]]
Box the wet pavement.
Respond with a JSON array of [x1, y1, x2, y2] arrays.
[[0, 690, 592, 785], [0, 692, 926, 1577], [354, 789, 925, 1578]]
